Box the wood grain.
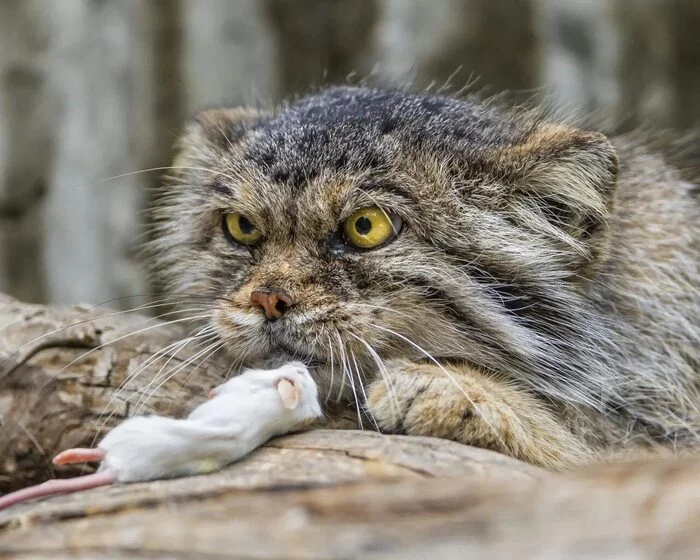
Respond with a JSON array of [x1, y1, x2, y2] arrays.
[[1, 294, 700, 559]]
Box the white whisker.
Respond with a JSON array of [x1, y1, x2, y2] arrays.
[[133, 338, 224, 416], [91, 326, 217, 444], [347, 331, 400, 424], [334, 331, 348, 402], [335, 332, 363, 430], [46, 313, 213, 387], [350, 347, 380, 431], [324, 333, 336, 405], [101, 165, 239, 184]]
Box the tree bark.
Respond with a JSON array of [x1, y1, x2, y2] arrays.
[[1, 294, 699, 559]]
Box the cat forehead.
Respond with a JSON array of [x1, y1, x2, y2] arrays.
[[222, 156, 406, 236], [240, 87, 517, 190]]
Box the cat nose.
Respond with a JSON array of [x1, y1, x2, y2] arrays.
[[250, 289, 294, 321]]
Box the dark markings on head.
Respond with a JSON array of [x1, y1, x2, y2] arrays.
[[212, 178, 232, 196]]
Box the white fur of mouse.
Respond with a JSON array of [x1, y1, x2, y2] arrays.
[[96, 361, 321, 482], [0, 362, 321, 511]]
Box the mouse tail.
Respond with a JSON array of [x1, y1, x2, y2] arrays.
[[0, 470, 116, 511], [53, 448, 106, 465]]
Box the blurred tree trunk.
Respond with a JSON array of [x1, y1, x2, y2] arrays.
[[0, 0, 698, 308]]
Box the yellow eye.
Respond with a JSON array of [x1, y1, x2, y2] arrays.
[[343, 207, 400, 249], [224, 213, 262, 245]]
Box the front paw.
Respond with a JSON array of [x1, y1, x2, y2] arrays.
[[366, 361, 519, 454]]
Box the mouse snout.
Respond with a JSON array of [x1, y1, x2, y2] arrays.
[[278, 361, 310, 380], [284, 360, 307, 370]]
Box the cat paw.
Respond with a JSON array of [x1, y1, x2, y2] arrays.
[[366, 361, 520, 454]]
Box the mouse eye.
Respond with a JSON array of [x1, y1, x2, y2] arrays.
[[343, 207, 402, 249], [223, 213, 262, 246]]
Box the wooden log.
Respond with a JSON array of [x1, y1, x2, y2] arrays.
[[1, 294, 700, 558], [0, 293, 226, 490]]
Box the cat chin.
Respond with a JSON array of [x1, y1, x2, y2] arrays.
[[257, 343, 324, 369], [268, 329, 334, 362]]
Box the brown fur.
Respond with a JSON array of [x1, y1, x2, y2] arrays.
[[149, 87, 699, 469]]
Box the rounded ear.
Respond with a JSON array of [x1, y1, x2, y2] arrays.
[[490, 124, 619, 277], [187, 107, 268, 151], [167, 106, 269, 192], [276, 377, 301, 410]]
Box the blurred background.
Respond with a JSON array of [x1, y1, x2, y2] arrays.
[[0, 0, 698, 309]]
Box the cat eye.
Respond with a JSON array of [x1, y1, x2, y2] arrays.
[[223, 212, 262, 246], [343, 207, 402, 249]]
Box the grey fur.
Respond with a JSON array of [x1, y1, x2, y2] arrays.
[[149, 86, 699, 459]]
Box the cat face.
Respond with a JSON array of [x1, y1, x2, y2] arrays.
[[151, 87, 617, 402]]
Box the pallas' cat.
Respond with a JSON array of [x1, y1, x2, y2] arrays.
[[151, 87, 699, 468]]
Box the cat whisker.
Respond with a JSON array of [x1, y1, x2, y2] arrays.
[[180, 331, 230, 387], [2, 305, 216, 388], [101, 165, 239, 185], [90, 337, 195, 446], [350, 302, 412, 319], [1, 295, 217, 360], [112, 335, 199, 405], [350, 347, 380, 432], [144, 337, 225, 409], [43, 313, 213, 388], [346, 331, 400, 426], [0, 294, 172, 335], [324, 333, 336, 405], [333, 331, 348, 403], [335, 331, 362, 429], [347, 361, 364, 431], [221, 348, 248, 383], [91, 327, 217, 445], [133, 337, 224, 417], [126, 326, 217, 399]]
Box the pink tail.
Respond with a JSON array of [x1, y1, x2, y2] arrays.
[[0, 470, 116, 511], [53, 447, 105, 465]]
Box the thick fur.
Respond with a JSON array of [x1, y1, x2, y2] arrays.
[[149, 87, 699, 469]]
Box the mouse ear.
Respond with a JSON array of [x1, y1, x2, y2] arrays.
[[276, 377, 300, 410]]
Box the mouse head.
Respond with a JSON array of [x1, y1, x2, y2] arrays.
[[210, 362, 322, 421], [271, 362, 322, 421]]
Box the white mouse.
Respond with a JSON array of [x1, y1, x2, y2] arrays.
[[0, 362, 321, 510]]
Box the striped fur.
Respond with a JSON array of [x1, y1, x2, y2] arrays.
[[148, 87, 699, 468]]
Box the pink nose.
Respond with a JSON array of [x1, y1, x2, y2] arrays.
[[250, 289, 294, 321]]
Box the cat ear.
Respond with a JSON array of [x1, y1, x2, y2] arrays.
[[186, 107, 268, 151], [169, 107, 269, 188], [276, 377, 301, 410], [493, 124, 618, 276]]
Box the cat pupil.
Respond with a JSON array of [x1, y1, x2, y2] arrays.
[[355, 216, 372, 235], [239, 216, 255, 234]]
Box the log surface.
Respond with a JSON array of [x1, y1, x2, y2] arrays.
[[0, 295, 699, 559]]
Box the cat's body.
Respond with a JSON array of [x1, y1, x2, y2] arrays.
[[151, 87, 699, 468]]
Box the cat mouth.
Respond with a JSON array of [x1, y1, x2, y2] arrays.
[[267, 334, 325, 367]]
